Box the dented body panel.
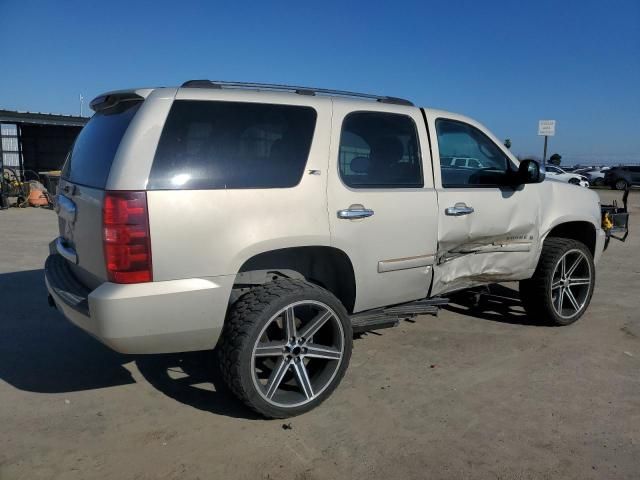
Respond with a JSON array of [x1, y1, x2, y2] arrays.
[[422, 108, 603, 296]]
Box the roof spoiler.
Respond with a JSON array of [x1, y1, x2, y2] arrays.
[[90, 91, 145, 112]]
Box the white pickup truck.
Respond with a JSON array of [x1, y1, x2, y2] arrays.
[[46, 80, 623, 418]]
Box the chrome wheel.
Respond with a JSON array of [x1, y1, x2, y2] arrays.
[[550, 249, 592, 319], [251, 300, 345, 408]]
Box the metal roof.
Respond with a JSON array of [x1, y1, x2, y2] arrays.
[[0, 109, 89, 127]]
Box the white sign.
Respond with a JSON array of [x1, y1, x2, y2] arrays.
[[538, 120, 556, 136]]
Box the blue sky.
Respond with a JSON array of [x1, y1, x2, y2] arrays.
[[1, 0, 638, 164]]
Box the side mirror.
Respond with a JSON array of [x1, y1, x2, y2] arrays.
[[517, 159, 545, 184]]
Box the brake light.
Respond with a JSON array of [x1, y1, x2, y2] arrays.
[[103, 191, 152, 283]]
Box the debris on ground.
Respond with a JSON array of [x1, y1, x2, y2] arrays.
[[282, 423, 293, 430]]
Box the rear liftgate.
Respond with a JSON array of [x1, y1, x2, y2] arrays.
[[601, 187, 630, 248]]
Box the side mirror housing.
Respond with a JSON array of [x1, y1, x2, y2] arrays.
[[517, 159, 545, 184]]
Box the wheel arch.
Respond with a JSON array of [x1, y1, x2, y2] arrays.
[[236, 246, 357, 313], [545, 220, 597, 256]]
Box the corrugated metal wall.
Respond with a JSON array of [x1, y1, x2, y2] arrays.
[[1, 123, 21, 167]]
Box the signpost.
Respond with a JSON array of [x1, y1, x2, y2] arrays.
[[538, 120, 556, 163]]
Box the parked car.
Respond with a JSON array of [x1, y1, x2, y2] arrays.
[[579, 167, 610, 187], [46, 80, 609, 418], [545, 165, 590, 187], [604, 165, 640, 190]]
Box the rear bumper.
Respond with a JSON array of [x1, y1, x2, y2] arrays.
[[45, 254, 234, 354]]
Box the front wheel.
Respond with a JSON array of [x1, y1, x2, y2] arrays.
[[520, 238, 595, 326], [218, 278, 352, 418]]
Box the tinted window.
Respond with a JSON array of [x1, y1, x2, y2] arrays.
[[454, 158, 466, 167], [436, 119, 512, 187], [338, 112, 423, 188], [148, 101, 317, 190], [62, 100, 141, 188]]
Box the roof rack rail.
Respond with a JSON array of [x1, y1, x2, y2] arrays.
[[180, 80, 414, 106]]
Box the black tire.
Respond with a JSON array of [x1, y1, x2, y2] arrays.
[[218, 278, 352, 418], [615, 179, 628, 191], [519, 238, 595, 326], [593, 177, 604, 187], [568, 178, 580, 185]]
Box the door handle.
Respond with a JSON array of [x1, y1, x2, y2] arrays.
[[337, 207, 374, 219], [445, 203, 474, 216]]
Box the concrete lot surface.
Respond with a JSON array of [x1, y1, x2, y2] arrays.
[[1, 190, 639, 480]]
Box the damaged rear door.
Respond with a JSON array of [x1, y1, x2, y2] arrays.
[[423, 113, 542, 296]]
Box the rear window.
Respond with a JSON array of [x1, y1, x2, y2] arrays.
[[148, 100, 317, 190], [62, 100, 141, 188]]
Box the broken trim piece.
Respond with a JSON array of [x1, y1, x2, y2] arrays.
[[378, 254, 435, 273]]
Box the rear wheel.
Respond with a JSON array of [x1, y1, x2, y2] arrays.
[[615, 179, 628, 190], [218, 278, 352, 418], [520, 238, 595, 326]]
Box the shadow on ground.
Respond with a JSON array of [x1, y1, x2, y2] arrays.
[[135, 351, 261, 419], [0, 269, 257, 419], [444, 283, 547, 326], [0, 269, 542, 419], [0, 269, 136, 393]]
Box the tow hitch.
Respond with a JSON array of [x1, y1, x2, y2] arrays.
[[601, 187, 630, 249]]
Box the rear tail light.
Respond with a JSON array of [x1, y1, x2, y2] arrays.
[[103, 191, 152, 283]]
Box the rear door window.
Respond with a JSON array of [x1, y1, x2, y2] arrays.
[[148, 100, 317, 190], [338, 111, 423, 188], [62, 100, 141, 188]]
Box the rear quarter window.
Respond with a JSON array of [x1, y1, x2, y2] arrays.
[[148, 100, 317, 190], [62, 100, 141, 188]]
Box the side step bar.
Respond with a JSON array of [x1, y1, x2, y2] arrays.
[[351, 298, 449, 334]]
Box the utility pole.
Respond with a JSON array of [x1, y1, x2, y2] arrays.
[[79, 94, 84, 117]]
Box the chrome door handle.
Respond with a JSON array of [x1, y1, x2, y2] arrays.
[[337, 207, 374, 219], [445, 203, 474, 216]]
